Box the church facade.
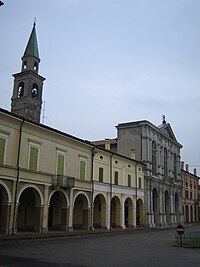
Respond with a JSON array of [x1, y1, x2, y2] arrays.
[[116, 119, 184, 227], [0, 24, 145, 234]]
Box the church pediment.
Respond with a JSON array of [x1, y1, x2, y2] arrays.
[[158, 123, 177, 142]]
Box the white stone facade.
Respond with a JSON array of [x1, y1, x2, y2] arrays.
[[116, 120, 184, 227]]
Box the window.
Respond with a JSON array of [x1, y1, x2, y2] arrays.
[[80, 160, 86, 180], [114, 171, 118, 185], [34, 62, 38, 71], [128, 174, 131, 187], [32, 83, 38, 99], [29, 146, 39, 171], [185, 190, 189, 199], [0, 137, 6, 164], [164, 148, 168, 177], [23, 61, 27, 70], [57, 154, 65, 176], [138, 177, 142, 189], [17, 82, 24, 98], [173, 153, 177, 180], [99, 167, 104, 183], [152, 141, 156, 175]]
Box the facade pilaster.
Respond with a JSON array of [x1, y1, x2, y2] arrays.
[[121, 195, 125, 229], [133, 197, 136, 227], [158, 187, 164, 226], [106, 193, 111, 229], [42, 185, 49, 233], [68, 189, 74, 231]]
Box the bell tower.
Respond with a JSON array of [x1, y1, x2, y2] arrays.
[[11, 22, 45, 123]]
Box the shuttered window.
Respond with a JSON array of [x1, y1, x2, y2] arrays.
[[114, 171, 118, 185], [138, 177, 142, 189], [80, 160, 86, 180], [99, 167, 104, 183], [57, 154, 64, 176], [128, 174, 131, 187], [0, 138, 6, 164], [29, 146, 38, 171]]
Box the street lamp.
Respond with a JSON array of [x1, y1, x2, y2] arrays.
[[0, 1, 4, 6]]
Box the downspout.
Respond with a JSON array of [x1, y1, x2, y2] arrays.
[[110, 153, 113, 229], [135, 163, 138, 226], [90, 147, 95, 230], [12, 119, 24, 235]]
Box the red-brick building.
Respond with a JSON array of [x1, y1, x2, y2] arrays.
[[181, 162, 200, 223]]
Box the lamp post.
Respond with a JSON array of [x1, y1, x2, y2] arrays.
[[0, 1, 4, 6]]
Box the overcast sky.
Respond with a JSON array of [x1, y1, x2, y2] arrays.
[[1, 0, 200, 174]]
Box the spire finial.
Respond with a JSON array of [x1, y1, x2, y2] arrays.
[[33, 17, 37, 27]]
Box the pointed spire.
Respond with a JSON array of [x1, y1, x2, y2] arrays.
[[23, 22, 40, 59]]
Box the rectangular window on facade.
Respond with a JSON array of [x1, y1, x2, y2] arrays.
[[114, 171, 118, 185], [128, 174, 131, 187], [152, 141, 157, 175], [164, 148, 168, 177], [173, 153, 177, 180], [80, 160, 86, 180], [57, 154, 65, 176], [99, 167, 104, 183], [0, 137, 6, 164], [138, 177, 142, 189], [29, 146, 39, 171]]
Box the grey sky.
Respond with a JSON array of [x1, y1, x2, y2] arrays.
[[1, 0, 200, 174]]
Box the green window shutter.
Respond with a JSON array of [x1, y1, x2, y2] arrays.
[[29, 146, 38, 171], [0, 138, 6, 164], [128, 174, 131, 187], [57, 154, 64, 176], [114, 171, 118, 185], [139, 177, 142, 189], [99, 167, 103, 183], [80, 161, 86, 180]]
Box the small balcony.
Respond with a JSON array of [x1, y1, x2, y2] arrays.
[[52, 175, 75, 188]]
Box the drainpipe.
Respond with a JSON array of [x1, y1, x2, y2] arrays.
[[12, 119, 24, 235], [90, 147, 95, 230], [110, 153, 113, 229], [135, 163, 138, 226]]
